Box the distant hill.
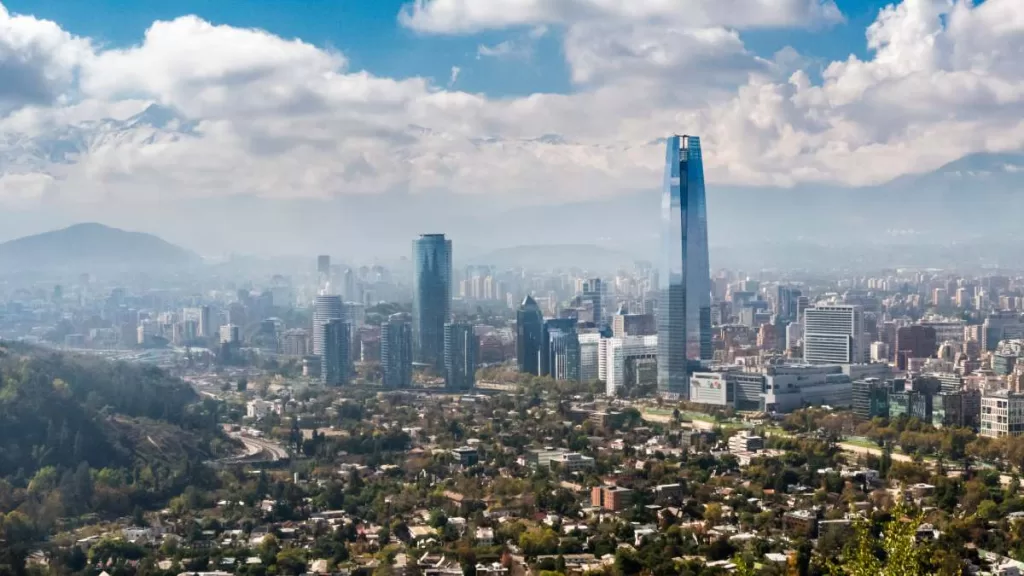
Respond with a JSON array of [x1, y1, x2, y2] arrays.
[[0, 222, 201, 271]]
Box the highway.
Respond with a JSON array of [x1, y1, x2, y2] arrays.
[[210, 432, 290, 466]]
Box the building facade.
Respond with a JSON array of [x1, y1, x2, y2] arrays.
[[313, 295, 343, 357], [803, 305, 866, 364], [444, 322, 478, 391], [321, 319, 351, 386], [381, 313, 413, 389], [413, 234, 453, 370], [981, 390, 1024, 438], [657, 135, 712, 398], [516, 296, 544, 375]]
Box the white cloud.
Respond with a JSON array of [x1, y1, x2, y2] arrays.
[[399, 0, 843, 33], [0, 4, 90, 110], [0, 0, 1022, 214]]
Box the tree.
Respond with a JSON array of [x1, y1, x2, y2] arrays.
[[831, 498, 923, 576], [237, 378, 248, 392]]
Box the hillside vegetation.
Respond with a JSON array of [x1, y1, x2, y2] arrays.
[[0, 343, 234, 538]]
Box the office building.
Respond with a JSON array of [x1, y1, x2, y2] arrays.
[[982, 312, 1024, 351], [852, 378, 891, 421], [582, 278, 604, 326], [219, 324, 240, 345], [981, 390, 1024, 438], [689, 372, 731, 406], [578, 333, 601, 382], [381, 313, 413, 389], [603, 335, 658, 396], [612, 304, 657, 337], [199, 305, 213, 339], [894, 325, 937, 370], [313, 295, 343, 356], [548, 328, 581, 382], [413, 234, 453, 369], [761, 364, 864, 413], [775, 286, 802, 322], [657, 134, 712, 398], [320, 318, 351, 386], [281, 329, 310, 356], [444, 322, 478, 391], [516, 296, 544, 375], [803, 305, 867, 364], [541, 318, 576, 377], [889, 390, 932, 421]]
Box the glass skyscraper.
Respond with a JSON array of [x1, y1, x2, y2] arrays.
[[444, 322, 478, 391], [657, 134, 712, 398], [516, 295, 544, 375], [413, 234, 452, 370]]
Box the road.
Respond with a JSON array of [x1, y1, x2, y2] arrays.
[[209, 432, 290, 466]]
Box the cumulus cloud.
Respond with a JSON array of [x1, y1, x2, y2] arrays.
[[0, 4, 90, 110], [0, 0, 1022, 213]]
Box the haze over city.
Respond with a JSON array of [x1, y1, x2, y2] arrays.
[[0, 0, 1022, 263], [4, 2, 1024, 576]]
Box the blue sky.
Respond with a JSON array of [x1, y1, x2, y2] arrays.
[[7, 0, 891, 96]]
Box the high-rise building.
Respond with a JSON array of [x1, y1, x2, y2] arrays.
[[548, 329, 581, 382], [894, 325, 937, 370], [317, 255, 330, 278], [219, 324, 240, 344], [579, 332, 601, 382], [541, 318, 576, 377], [321, 319, 351, 386], [281, 329, 310, 356], [603, 335, 659, 396], [657, 135, 712, 399], [313, 295, 343, 356], [612, 304, 656, 337], [199, 305, 213, 339], [775, 286, 802, 322], [381, 313, 413, 389], [582, 278, 604, 327], [517, 296, 544, 375], [444, 323, 478, 391], [413, 234, 453, 370], [803, 305, 867, 364]]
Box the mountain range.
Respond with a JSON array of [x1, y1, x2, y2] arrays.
[[0, 103, 1022, 269]]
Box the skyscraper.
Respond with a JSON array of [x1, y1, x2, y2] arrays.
[[413, 234, 453, 370], [516, 295, 544, 375], [548, 329, 581, 382], [313, 295, 343, 356], [541, 318, 576, 377], [381, 313, 413, 389], [317, 255, 330, 277], [444, 323, 478, 391], [657, 134, 712, 398], [582, 278, 603, 326], [321, 318, 351, 386]]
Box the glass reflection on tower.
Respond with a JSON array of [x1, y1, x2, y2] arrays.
[[657, 135, 712, 398]]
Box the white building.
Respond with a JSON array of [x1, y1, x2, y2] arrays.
[[870, 341, 890, 362], [981, 389, 1024, 438], [803, 305, 867, 364], [601, 335, 658, 396], [578, 333, 602, 383], [246, 399, 279, 419], [786, 322, 802, 349], [689, 372, 729, 406], [552, 452, 595, 472]]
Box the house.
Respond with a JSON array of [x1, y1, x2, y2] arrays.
[[475, 562, 508, 576], [474, 527, 494, 546]]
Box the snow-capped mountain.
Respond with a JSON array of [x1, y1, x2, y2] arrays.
[[0, 104, 198, 174]]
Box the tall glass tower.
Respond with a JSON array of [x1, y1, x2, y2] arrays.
[[657, 135, 712, 398], [413, 234, 452, 370]]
